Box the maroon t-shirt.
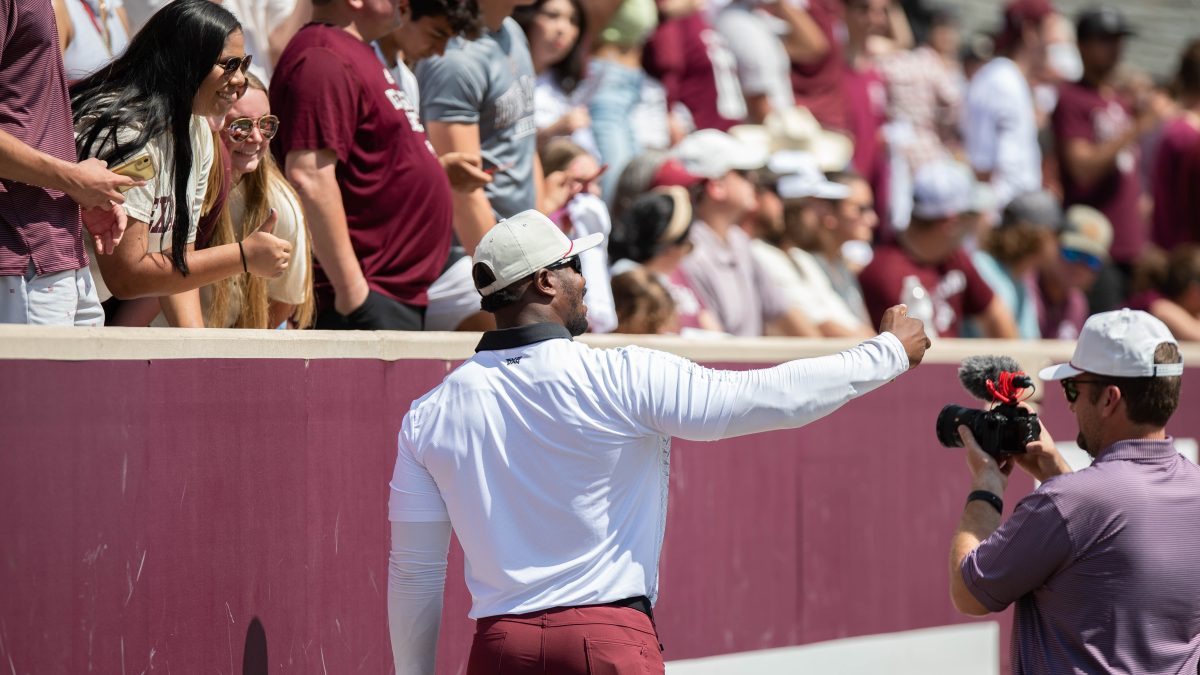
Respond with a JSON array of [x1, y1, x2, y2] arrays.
[[858, 244, 994, 338], [1052, 81, 1145, 264], [842, 64, 890, 230], [1151, 117, 1200, 249], [643, 12, 745, 131], [0, 0, 87, 277], [270, 23, 452, 308], [789, 0, 845, 131]]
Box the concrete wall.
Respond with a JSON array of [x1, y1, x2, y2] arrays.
[[949, 0, 1200, 79], [2, 327, 1198, 674]]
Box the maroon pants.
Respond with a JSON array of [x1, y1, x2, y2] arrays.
[[466, 604, 665, 675]]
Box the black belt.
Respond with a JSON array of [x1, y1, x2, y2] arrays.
[[602, 595, 653, 620]]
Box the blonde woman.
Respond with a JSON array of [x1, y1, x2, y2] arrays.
[[210, 73, 313, 328]]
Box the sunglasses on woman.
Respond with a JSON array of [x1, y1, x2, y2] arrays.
[[545, 256, 582, 275], [225, 115, 280, 143], [1061, 377, 1110, 403], [216, 54, 253, 76], [1062, 248, 1102, 272]]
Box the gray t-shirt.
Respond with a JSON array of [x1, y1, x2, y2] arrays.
[[416, 18, 537, 219]]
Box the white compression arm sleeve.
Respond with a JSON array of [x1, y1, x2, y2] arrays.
[[389, 519, 452, 675], [625, 332, 911, 441]]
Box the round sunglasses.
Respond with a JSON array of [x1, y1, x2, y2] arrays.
[[216, 54, 253, 76], [225, 115, 280, 143]]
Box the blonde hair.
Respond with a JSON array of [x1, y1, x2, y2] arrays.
[[611, 267, 677, 334], [206, 74, 315, 328]]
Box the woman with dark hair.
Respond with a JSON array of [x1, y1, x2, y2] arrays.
[[72, 0, 291, 326], [514, 0, 598, 154], [609, 186, 723, 333]]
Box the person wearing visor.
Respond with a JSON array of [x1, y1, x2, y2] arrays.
[[386, 209, 931, 674], [948, 309, 1200, 674], [1038, 204, 1112, 339]]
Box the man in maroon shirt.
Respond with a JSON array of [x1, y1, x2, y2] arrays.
[[1052, 6, 1158, 306], [642, 0, 747, 131], [0, 0, 134, 324], [858, 160, 1017, 338], [1151, 39, 1200, 250], [788, 0, 844, 132], [273, 0, 454, 330]]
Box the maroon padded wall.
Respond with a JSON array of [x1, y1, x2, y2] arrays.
[[1, 356, 1195, 673]]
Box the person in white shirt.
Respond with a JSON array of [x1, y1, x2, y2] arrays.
[[386, 209, 931, 674], [962, 0, 1058, 212], [748, 151, 875, 337]]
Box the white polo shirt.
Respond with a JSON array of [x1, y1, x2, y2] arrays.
[[389, 323, 909, 619]]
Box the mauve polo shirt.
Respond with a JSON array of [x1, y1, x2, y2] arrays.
[[962, 438, 1200, 674]]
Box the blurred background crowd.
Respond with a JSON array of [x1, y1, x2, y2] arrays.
[[5, 0, 1200, 341]]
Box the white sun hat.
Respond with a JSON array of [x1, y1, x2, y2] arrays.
[[771, 151, 852, 200], [1039, 309, 1184, 380]]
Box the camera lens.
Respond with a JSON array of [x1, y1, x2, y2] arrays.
[[936, 404, 975, 448]]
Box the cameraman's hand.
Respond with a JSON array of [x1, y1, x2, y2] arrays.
[[879, 304, 931, 368], [1012, 404, 1073, 482], [959, 426, 1014, 495]]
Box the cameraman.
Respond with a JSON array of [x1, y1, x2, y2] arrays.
[[948, 309, 1200, 673]]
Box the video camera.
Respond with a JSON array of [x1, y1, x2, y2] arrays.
[[935, 355, 1041, 459]]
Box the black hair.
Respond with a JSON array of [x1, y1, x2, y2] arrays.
[[1175, 38, 1200, 98], [609, 192, 688, 264], [473, 262, 531, 313], [513, 0, 589, 93], [71, 0, 241, 276], [411, 0, 484, 38]]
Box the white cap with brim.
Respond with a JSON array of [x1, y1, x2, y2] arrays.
[[472, 210, 603, 297], [770, 151, 851, 200], [673, 129, 769, 179], [911, 159, 973, 220], [1039, 309, 1185, 381]]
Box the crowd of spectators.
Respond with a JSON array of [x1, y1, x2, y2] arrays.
[[3, 0, 1200, 341]]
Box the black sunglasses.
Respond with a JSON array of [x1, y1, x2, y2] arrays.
[[217, 54, 253, 76], [1061, 377, 1111, 403], [545, 256, 582, 275]]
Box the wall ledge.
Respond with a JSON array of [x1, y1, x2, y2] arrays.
[[0, 324, 1165, 376]]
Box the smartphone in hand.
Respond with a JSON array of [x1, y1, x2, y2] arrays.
[[110, 153, 155, 192]]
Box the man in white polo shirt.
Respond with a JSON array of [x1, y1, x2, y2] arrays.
[[386, 210, 931, 674]]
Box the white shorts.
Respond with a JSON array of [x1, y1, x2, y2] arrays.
[[0, 261, 104, 326], [424, 256, 482, 331]]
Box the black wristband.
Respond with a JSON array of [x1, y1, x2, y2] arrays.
[[237, 240, 248, 274], [966, 490, 1003, 514]]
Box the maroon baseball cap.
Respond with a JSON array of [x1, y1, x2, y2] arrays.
[[650, 158, 704, 189], [996, 0, 1056, 49]]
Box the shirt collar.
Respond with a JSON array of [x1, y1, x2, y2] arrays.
[[1094, 437, 1178, 464], [475, 322, 573, 352]]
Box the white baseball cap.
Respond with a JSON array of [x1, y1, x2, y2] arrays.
[[911, 159, 973, 220], [673, 129, 768, 179], [472, 210, 603, 297], [771, 151, 851, 200], [1039, 309, 1185, 380]]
